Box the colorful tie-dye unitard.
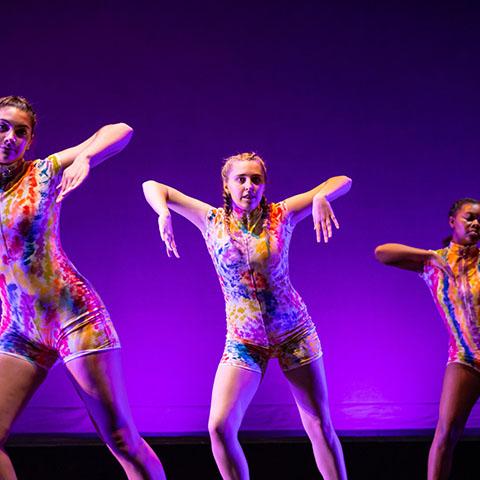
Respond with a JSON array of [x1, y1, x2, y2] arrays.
[[422, 242, 480, 372], [204, 202, 321, 373], [0, 156, 120, 370]]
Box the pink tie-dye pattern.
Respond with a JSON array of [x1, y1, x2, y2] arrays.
[[0, 157, 120, 369]]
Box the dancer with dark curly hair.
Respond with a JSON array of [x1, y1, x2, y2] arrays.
[[376, 198, 480, 480], [0, 96, 166, 479]]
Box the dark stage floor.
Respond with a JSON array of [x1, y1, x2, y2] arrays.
[[6, 431, 480, 479]]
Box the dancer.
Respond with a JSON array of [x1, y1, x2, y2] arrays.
[[375, 198, 480, 480], [143, 152, 351, 480], [0, 96, 166, 480]]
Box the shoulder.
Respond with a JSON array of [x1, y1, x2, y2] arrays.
[[269, 201, 291, 227], [206, 207, 225, 223], [204, 207, 226, 236], [31, 155, 62, 177], [421, 247, 447, 279]]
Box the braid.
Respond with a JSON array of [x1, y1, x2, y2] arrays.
[[260, 195, 269, 224], [223, 188, 233, 235]]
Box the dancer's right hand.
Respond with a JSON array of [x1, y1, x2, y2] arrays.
[[158, 210, 180, 258]]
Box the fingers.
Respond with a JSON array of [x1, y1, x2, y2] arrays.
[[313, 213, 336, 244], [331, 214, 340, 230], [158, 216, 180, 258], [56, 165, 89, 203]]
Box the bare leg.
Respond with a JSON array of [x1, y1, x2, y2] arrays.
[[208, 364, 262, 480], [428, 363, 480, 480], [284, 358, 347, 480], [0, 354, 47, 480], [65, 350, 166, 480]]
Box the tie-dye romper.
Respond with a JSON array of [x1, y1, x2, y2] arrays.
[[204, 202, 321, 374], [0, 156, 120, 370], [421, 242, 480, 372]]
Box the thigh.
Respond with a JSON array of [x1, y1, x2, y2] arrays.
[[0, 354, 47, 440], [283, 357, 331, 417], [64, 350, 137, 437], [209, 364, 262, 427], [438, 363, 480, 427]]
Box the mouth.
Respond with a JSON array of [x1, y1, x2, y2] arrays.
[[0, 146, 13, 155]]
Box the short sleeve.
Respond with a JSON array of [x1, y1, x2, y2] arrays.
[[203, 208, 220, 241], [47, 154, 62, 176], [420, 248, 444, 281], [270, 201, 292, 231]]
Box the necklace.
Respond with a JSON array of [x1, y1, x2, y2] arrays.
[[0, 159, 24, 180]]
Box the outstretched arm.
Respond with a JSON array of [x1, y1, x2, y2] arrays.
[[55, 123, 133, 202], [375, 243, 441, 273], [142, 180, 213, 258], [284, 175, 352, 243]]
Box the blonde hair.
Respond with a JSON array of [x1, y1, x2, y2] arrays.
[[221, 152, 267, 186]]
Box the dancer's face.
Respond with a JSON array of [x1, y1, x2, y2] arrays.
[[225, 160, 266, 213], [0, 107, 33, 164], [450, 203, 480, 246]]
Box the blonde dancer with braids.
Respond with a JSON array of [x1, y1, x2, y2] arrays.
[[143, 152, 351, 480]]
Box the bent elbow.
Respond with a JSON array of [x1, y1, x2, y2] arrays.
[[142, 180, 156, 193], [118, 122, 134, 137], [375, 244, 392, 264]]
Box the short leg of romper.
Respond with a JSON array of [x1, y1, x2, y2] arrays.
[[220, 338, 269, 375], [0, 328, 58, 370], [446, 359, 480, 376], [57, 307, 122, 364], [277, 325, 323, 372]]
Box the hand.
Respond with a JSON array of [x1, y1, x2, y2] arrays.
[[56, 156, 91, 202], [312, 196, 339, 243], [158, 210, 180, 258]]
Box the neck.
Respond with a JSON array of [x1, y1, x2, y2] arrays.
[[231, 204, 263, 231], [0, 158, 24, 182]]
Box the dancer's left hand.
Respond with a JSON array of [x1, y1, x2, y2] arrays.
[[312, 195, 339, 243], [57, 156, 91, 202]]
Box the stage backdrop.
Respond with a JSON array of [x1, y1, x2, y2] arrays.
[[3, 1, 479, 434]]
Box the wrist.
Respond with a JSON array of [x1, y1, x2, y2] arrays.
[[313, 193, 329, 203], [74, 153, 92, 165]]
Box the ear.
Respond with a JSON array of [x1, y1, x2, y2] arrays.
[[448, 216, 455, 228], [26, 133, 34, 150]]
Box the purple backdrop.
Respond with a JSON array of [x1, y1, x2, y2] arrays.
[[3, 1, 480, 433]]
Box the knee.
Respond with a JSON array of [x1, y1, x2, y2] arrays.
[[106, 425, 143, 459], [304, 413, 336, 444], [434, 418, 464, 450], [208, 416, 238, 443], [0, 424, 11, 448]]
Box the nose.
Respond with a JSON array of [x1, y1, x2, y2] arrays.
[[4, 131, 17, 145], [244, 179, 254, 190]]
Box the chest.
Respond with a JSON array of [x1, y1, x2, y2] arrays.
[[209, 220, 289, 274], [0, 168, 55, 240]]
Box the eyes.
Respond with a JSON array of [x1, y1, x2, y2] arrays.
[[0, 121, 29, 138], [464, 214, 480, 223], [236, 175, 264, 185]]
